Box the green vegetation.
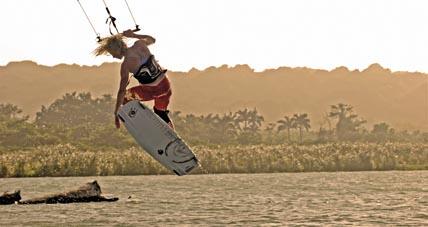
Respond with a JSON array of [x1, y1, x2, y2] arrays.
[[1, 92, 427, 149], [0, 143, 426, 177], [0, 92, 427, 177]]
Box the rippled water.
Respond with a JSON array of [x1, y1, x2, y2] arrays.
[[1, 171, 427, 226]]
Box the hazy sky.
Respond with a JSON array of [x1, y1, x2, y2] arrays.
[[1, 0, 428, 72]]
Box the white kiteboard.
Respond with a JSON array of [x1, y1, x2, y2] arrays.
[[117, 100, 198, 176]]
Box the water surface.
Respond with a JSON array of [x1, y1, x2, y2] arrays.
[[1, 171, 427, 226]]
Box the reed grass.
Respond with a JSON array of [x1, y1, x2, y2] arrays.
[[0, 143, 426, 177]]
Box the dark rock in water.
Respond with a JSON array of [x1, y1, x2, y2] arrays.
[[19, 180, 118, 204], [0, 190, 21, 205]]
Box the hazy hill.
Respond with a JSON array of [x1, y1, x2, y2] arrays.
[[0, 61, 427, 131]]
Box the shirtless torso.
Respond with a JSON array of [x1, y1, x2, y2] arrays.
[[123, 41, 165, 87], [113, 30, 171, 129]]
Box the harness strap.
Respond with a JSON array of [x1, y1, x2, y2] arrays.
[[133, 55, 167, 84]]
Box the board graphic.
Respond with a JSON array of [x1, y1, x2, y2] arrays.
[[118, 100, 198, 176]]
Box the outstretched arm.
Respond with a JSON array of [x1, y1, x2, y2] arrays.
[[114, 63, 130, 128], [122, 29, 155, 45]]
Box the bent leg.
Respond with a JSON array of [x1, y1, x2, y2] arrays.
[[123, 85, 153, 104], [153, 89, 174, 129], [124, 78, 174, 129]]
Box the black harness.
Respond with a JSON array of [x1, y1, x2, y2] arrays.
[[133, 55, 167, 84]]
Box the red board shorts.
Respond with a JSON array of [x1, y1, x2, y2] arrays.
[[123, 76, 172, 110]]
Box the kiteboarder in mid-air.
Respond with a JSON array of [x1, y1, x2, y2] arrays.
[[77, 0, 198, 176], [93, 30, 174, 129]]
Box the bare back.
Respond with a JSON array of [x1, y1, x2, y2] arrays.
[[124, 41, 152, 74]]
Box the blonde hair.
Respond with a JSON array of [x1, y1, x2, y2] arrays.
[[93, 34, 127, 56]]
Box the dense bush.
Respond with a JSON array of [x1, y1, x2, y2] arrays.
[[0, 92, 427, 177], [1, 92, 427, 149]]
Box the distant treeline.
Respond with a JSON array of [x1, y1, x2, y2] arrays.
[[0, 92, 427, 149], [1, 61, 427, 131]]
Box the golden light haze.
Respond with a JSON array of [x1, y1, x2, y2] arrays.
[[0, 1, 427, 131], [0, 61, 426, 131], [1, 0, 428, 72]]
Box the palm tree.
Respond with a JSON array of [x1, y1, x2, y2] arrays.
[[221, 112, 239, 136], [328, 103, 366, 140], [293, 113, 311, 143], [236, 108, 253, 131], [235, 108, 264, 133], [328, 103, 353, 121], [248, 108, 264, 133], [212, 112, 239, 143], [277, 116, 295, 142]]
